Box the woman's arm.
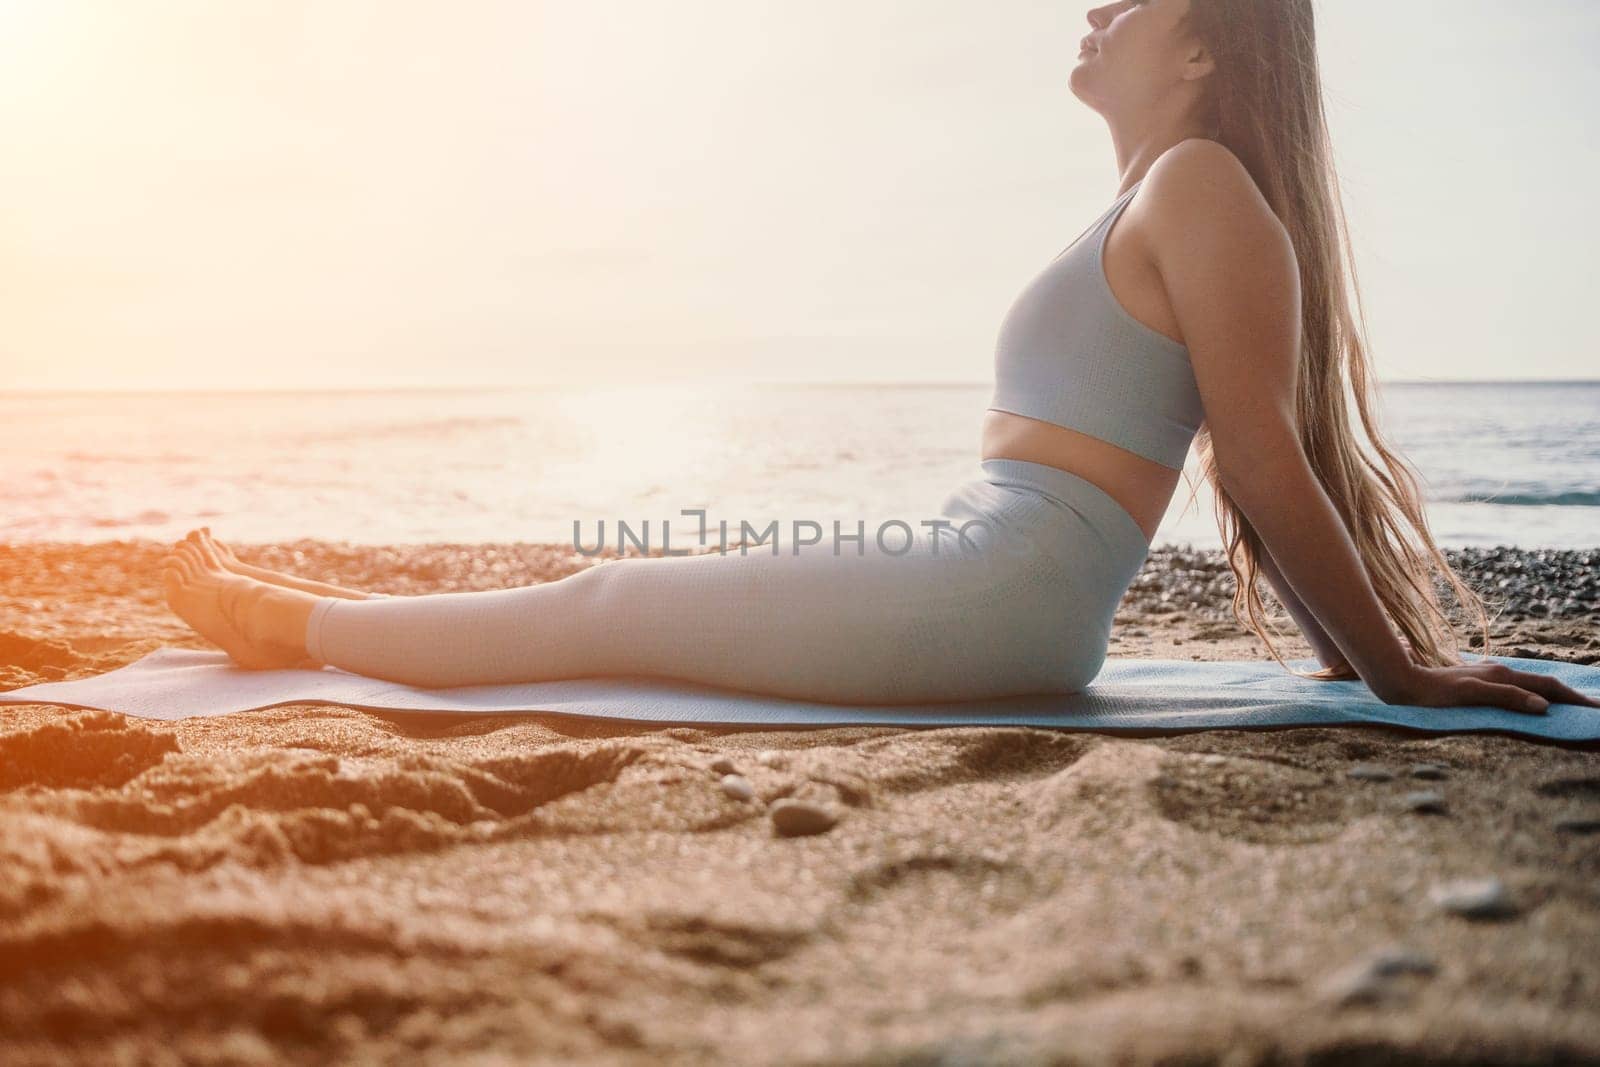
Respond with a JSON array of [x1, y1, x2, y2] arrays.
[[1137, 140, 1598, 713], [1138, 142, 1416, 697], [1258, 543, 1419, 676], [1253, 539, 1355, 675], [1216, 447, 1413, 691]]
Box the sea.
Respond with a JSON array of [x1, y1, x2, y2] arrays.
[[2, 381, 1596, 552]]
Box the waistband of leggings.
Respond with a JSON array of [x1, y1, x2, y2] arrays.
[[977, 457, 1151, 556]]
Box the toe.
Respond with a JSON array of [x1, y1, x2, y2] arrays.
[[192, 535, 223, 568], [203, 535, 233, 570]]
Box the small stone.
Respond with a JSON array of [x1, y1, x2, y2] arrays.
[[1555, 816, 1600, 835], [756, 750, 788, 769], [769, 799, 837, 837], [1199, 754, 1227, 766], [1430, 877, 1520, 920], [1319, 961, 1391, 1007], [719, 773, 754, 801], [1321, 945, 1437, 1007], [1403, 790, 1448, 814], [1366, 946, 1437, 978], [1347, 763, 1394, 782], [1409, 762, 1448, 780], [709, 757, 738, 775]]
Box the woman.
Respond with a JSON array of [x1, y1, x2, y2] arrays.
[[162, 0, 1598, 714]]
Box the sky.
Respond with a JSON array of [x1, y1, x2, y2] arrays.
[[1, 0, 1596, 391]]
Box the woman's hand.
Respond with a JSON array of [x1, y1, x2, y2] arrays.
[[1372, 660, 1600, 715]]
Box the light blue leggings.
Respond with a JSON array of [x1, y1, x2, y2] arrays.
[[302, 458, 1152, 704]]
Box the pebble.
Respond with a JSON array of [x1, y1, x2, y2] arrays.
[[1409, 762, 1448, 780], [1320, 945, 1437, 1007], [709, 757, 738, 775], [1403, 790, 1448, 814], [769, 799, 837, 837], [1198, 754, 1227, 766], [1347, 763, 1394, 782], [719, 774, 754, 801], [757, 750, 788, 770], [1366, 946, 1438, 978], [1430, 877, 1520, 920], [1320, 961, 1392, 1007], [1554, 815, 1600, 835]]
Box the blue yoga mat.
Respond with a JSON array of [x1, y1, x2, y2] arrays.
[[2, 648, 1597, 742]]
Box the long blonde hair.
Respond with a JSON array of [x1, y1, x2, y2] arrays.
[[1176, 0, 1494, 678]]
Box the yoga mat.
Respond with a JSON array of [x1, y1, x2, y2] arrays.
[[2, 649, 1597, 742]]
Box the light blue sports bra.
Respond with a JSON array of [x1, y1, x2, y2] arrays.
[[987, 180, 1204, 471]]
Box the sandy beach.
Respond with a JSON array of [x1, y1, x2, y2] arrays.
[[2, 539, 1597, 1065]]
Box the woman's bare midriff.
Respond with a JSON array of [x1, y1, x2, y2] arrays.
[[980, 411, 1179, 543]]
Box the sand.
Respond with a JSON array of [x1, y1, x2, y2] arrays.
[[1, 539, 1597, 1066]]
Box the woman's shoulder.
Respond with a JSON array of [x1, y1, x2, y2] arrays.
[[1142, 139, 1265, 216], [1135, 139, 1286, 254], [1153, 137, 1249, 177]]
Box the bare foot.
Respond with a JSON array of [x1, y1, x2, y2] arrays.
[[188, 527, 381, 600], [161, 540, 318, 670]]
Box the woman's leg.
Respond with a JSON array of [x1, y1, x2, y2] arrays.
[[164, 462, 1145, 702], [302, 503, 1085, 703]]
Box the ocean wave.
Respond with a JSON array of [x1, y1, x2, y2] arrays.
[[63, 451, 199, 464], [1448, 491, 1600, 507], [290, 416, 524, 446], [88, 510, 171, 528]]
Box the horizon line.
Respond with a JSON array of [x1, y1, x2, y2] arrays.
[[3, 377, 1599, 396]]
